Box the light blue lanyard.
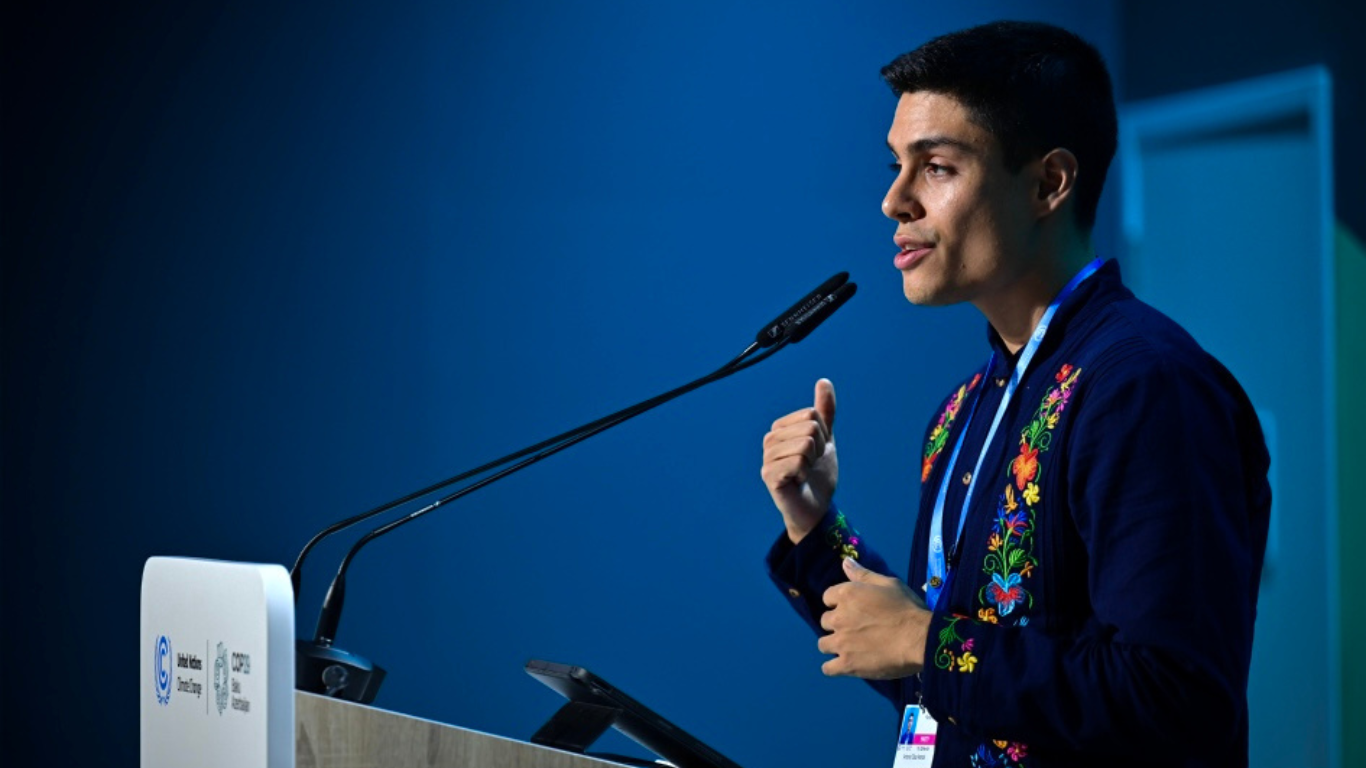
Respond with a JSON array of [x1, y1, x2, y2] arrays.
[[924, 257, 1103, 611]]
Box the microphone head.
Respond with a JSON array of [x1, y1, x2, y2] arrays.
[[755, 272, 849, 347], [787, 282, 857, 343]]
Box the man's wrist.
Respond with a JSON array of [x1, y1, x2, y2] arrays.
[[785, 519, 817, 544], [782, 504, 830, 545], [904, 604, 932, 672]]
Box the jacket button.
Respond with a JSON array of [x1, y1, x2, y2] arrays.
[[962, 471, 972, 485], [787, 588, 801, 599], [996, 377, 1007, 387]]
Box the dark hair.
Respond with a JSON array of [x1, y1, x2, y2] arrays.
[[881, 21, 1117, 231]]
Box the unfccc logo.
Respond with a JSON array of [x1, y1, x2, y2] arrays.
[[154, 635, 173, 705]]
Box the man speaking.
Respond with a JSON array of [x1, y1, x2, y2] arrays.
[[762, 21, 1270, 768]]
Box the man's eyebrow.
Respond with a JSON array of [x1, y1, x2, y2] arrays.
[[886, 136, 978, 155]]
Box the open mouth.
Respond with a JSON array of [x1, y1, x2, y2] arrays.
[[894, 244, 933, 270]]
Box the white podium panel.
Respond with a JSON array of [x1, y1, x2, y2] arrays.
[[140, 557, 295, 768]]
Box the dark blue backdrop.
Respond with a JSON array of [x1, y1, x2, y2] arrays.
[[2, 2, 1120, 766]]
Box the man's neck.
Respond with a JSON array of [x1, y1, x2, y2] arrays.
[[977, 244, 1094, 355]]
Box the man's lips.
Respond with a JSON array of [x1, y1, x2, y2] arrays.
[[894, 236, 934, 270]]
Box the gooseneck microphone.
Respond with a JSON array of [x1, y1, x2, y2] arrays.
[[755, 272, 849, 347], [288, 271, 853, 600], [788, 282, 857, 343], [294, 273, 856, 703]]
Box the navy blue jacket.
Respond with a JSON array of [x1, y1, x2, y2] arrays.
[[768, 259, 1270, 767]]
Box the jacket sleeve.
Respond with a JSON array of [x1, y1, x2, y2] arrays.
[[918, 351, 1270, 760], [766, 502, 911, 707]]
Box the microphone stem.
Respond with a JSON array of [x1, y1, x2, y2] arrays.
[[724, 341, 761, 369], [291, 340, 770, 597], [316, 338, 789, 640]]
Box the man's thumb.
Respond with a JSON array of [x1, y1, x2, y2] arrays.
[[842, 555, 874, 581], [814, 378, 836, 434]]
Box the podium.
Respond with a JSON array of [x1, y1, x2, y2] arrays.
[[141, 558, 670, 768], [296, 691, 635, 768]]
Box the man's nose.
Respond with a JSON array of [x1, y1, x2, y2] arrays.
[[882, 174, 923, 222]]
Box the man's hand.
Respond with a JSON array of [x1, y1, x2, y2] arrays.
[[818, 556, 931, 680], [761, 379, 838, 544]]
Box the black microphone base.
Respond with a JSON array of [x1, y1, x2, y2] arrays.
[[295, 640, 387, 704]]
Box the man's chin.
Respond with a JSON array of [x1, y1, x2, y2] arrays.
[[901, 276, 954, 307]]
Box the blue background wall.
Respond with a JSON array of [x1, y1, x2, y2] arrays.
[[4, 1, 1353, 766]]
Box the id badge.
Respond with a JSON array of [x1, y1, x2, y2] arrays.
[[892, 704, 937, 766]]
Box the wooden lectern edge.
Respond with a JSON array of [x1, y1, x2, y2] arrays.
[[296, 690, 643, 768]]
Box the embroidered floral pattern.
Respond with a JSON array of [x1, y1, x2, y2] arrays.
[[976, 364, 1081, 623], [958, 364, 1078, 767], [925, 365, 1080, 768], [824, 511, 861, 560], [969, 741, 1030, 768], [921, 374, 983, 482], [932, 615, 976, 673]]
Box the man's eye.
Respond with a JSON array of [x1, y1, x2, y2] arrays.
[[925, 163, 950, 176]]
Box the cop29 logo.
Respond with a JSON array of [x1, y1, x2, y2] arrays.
[[213, 642, 230, 715], [154, 635, 173, 705]]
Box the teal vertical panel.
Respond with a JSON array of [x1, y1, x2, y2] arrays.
[[1334, 224, 1365, 768]]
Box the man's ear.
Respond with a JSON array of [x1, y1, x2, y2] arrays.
[[1035, 148, 1079, 219]]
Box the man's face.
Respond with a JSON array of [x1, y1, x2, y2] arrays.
[[882, 91, 1038, 307]]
